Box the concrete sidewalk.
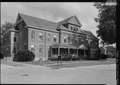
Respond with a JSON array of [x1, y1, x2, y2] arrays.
[[1, 60, 52, 70]]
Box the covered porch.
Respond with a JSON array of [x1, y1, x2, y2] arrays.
[[50, 43, 88, 60]]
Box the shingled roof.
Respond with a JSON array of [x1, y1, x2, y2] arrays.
[[16, 13, 98, 40], [58, 15, 82, 27], [17, 13, 58, 32], [81, 29, 99, 40]]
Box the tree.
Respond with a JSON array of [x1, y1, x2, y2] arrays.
[[1, 22, 14, 35], [94, 2, 116, 45]]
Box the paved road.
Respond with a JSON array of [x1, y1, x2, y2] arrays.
[[1, 61, 116, 84]]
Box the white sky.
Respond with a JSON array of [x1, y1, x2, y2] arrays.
[[1, 2, 99, 36]]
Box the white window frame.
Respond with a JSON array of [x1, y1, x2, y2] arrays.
[[39, 45, 43, 54], [47, 33, 51, 42], [39, 32, 43, 42], [53, 35, 57, 42], [31, 31, 35, 39], [30, 44, 35, 53]]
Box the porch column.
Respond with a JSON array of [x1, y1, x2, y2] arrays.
[[68, 48, 70, 54], [58, 47, 60, 56], [84, 50, 86, 58], [51, 47, 52, 57], [77, 49, 78, 56]]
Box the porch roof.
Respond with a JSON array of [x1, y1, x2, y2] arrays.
[[78, 44, 88, 50], [51, 43, 77, 49]]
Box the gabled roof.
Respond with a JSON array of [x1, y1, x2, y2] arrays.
[[81, 29, 99, 40], [17, 13, 58, 32], [58, 15, 82, 27]]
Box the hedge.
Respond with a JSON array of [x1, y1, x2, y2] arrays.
[[13, 50, 35, 62]]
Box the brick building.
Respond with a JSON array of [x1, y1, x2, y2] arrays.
[[1, 13, 99, 61]]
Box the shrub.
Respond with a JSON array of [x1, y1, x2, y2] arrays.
[[65, 54, 72, 61], [71, 54, 79, 60], [13, 50, 35, 62], [0, 52, 4, 59], [100, 54, 108, 59]]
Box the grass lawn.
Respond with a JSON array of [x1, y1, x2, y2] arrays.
[[1, 58, 116, 69], [22, 58, 116, 69]]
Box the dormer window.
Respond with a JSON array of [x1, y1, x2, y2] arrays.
[[71, 27, 73, 30], [76, 28, 78, 31], [74, 27, 76, 31]]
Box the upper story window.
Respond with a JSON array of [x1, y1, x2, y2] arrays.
[[64, 36, 67, 43], [14, 37, 16, 42], [53, 35, 57, 42], [68, 35, 72, 44], [31, 31, 35, 39], [39, 33, 43, 42], [47, 33, 51, 42], [74, 27, 76, 31], [71, 27, 73, 30], [76, 28, 78, 31]]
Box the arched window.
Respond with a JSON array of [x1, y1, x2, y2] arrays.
[[39, 33, 43, 42], [53, 35, 57, 42], [64, 36, 67, 43], [31, 44, 35, 53]]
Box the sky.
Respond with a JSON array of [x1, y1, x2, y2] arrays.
[[1, 2, 99, 37]]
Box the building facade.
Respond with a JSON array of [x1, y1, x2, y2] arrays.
[[1, 13, 99, 61]]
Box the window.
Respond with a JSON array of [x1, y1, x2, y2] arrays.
[[14, 47, 17, 54], [71, 27, 73, 30], [30, 44, 35, 53], [54, 35, 57, 42], [52, 48, 58, 55], [39, 45, 43, 54], [74, 27, 76, 31], [31, 31, 35, 39], [64, 36, 67, 43], [47, 33, 51, 42], [14, 37, 16, 42], [68, 35, 72, 44], [76, 28, 78, 31], [39, 33, 43, 42]]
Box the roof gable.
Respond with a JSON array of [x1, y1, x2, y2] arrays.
[[58, 16, 82, 27], [68, 16, 82, 26], [81, 30, 98, 40], [16, 13, 58, 32]]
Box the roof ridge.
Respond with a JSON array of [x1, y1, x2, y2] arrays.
[[18, 13, 57, 24], [58, 15, 74, 23]]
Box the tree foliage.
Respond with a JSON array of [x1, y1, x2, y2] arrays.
[[94, 2, 116, 45], [1, 22, 14, 35]]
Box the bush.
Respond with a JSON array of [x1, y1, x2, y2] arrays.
[[0, 52, 4, 59], [100, 54, 108, 59], [48, 57, 58, 61], [13, 50, 35, 62], [63, 54, 72, 61], [71, 54, 79, 60]]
